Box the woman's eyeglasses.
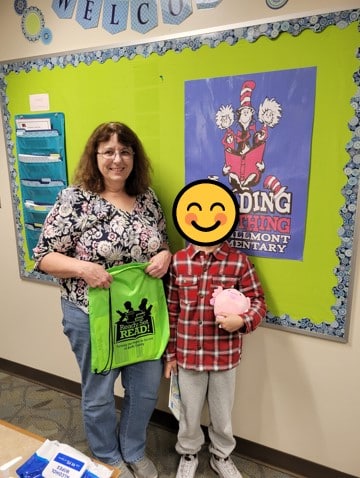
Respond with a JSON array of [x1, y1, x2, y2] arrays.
[[97, 148, 134, 160]]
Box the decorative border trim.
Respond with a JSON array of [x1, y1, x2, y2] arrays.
[[0, 9, 359, 340]]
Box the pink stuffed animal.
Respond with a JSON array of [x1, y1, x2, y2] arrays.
[[210, 286, 250, 316]]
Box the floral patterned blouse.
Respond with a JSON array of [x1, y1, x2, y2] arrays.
[[33, 186, 169, 312]]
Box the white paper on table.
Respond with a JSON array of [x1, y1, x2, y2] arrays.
[[32, 440, 112, 478]]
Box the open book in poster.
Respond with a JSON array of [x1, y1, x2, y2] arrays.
[[16, 440, 113, 478]]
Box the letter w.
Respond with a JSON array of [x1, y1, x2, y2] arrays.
[[52, 0, 77, 19]]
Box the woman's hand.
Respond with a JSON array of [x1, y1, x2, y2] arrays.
[[78, 262, 113, 288], [145, 249, 172, 278], [39, 252, 112, 288]]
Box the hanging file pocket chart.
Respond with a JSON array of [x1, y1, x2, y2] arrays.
[[15, 112, 68, 259]]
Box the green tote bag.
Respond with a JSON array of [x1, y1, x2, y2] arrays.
[[88, 262, 169, 374]]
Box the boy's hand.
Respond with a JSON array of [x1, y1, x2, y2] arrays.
[[215, 313, 245, 333], [164, 359, 177, 378]]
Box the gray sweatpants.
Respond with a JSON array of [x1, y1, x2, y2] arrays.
[[175, 366, 237, 458]]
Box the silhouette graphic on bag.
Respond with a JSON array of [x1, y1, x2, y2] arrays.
[[115, 298, 155, 342]]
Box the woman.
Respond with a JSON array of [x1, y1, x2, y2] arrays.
[[33, 122, 171, 478]]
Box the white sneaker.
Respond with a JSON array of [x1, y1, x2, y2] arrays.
[[210, 455, 243, 478], [176, 454, 199, 478]]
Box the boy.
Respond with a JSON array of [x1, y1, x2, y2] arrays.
[[164, 240, 266, 478]]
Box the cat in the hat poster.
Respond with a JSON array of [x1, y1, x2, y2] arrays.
[[185, 67, 316, 260]]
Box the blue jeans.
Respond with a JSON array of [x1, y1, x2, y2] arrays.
[[61, 298, 163, 465]]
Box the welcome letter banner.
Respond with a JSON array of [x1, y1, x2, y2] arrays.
[[185, 67, 316, 260]]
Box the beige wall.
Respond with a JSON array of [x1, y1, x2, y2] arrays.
[[1, 1, 360, 476]]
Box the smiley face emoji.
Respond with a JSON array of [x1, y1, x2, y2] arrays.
[[172, 179, 239, 246]]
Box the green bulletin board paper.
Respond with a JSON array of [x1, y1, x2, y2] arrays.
[[5, 19, 359, 335]]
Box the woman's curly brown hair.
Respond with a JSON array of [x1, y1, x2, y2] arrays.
[[73, 122, 152, 196]]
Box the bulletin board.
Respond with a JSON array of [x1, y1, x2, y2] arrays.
[[1, 9, 359, 341]]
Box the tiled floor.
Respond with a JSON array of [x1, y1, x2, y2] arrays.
[[0, 371, 297, 478]]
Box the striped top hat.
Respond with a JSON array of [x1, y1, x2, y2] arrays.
[[239, 80, 256, 111]]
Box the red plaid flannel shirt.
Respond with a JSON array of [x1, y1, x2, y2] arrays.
[[165, 242, 266, 371]]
